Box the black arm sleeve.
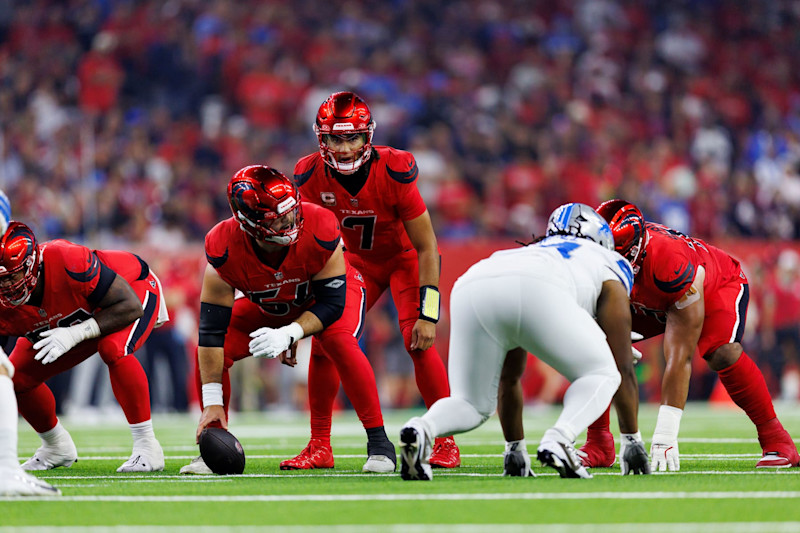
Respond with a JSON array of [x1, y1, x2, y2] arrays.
[[308, 275, 347, 329], [198, 302, 232, 348]]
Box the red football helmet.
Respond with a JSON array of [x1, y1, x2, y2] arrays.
[[227, 165, 303, 246], [596, 199, 647, 269], [0, 222, 40, 307], [313, 91, 375, 174]]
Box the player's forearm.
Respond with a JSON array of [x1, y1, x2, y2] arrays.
[[613, 366, 640, 434], [660, 353, 692, 409], [417, 248, 440, 288], [293, 311, 324, 338], [198, 346, 225, 385]]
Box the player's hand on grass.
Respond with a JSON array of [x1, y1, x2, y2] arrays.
[[620, 432, 651, 475]]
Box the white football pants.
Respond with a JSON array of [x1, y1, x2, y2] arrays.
[[0, 374, 18, 469], [422, 274, 621, 443]]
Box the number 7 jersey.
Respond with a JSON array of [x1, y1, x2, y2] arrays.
[[293, 146, 427, 260]]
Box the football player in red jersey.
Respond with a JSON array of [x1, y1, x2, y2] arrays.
[[1, 222, 167, 473], [578, 200, 799, 471], [183, 165, 395, 475], [0, 193, 60, 495], [293, 91, 460, 469]]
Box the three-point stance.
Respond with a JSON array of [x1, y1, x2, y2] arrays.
[[182, 165, 395, 475], [4, 223, 167, 473], [579, 199, 799, 471], [400, 204, 648, 480]]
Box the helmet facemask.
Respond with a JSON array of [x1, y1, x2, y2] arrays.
[[314, 91, 375, 175], [0, 222, 40, 307], [228, 165, 304, 246], [596, 199, 647, 273]]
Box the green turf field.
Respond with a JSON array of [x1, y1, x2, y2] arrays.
[[2, 402, 800, 532]]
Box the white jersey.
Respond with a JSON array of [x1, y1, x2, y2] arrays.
[[456, 235, 633, 317]]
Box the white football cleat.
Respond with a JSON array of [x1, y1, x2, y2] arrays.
[[537, 438, 592, 479], [0, 467, 61, 497], [362, 454, 396, 473], [117, 440, 165, 472], [399, 417, 432, 481], [21, 438, 78, 471], [179, 455, 213, 475]]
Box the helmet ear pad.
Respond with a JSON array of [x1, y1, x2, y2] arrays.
[[314, 91, 375, 174], [227, 165, 303, 246]]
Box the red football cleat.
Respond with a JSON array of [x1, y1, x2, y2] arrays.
[[756, 419, 800, 469], [577, 429, 616, 468], [429, 436, 460, 468], [280, 439, 334, 470]]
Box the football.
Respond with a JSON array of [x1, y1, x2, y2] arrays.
[[199, 427, 246, 475]]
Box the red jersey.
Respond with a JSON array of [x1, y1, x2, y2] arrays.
[[0, 240, 149, 341], [631, 222, 746, 328], [294, 146, 427, 260], [204, 202, 341, 324]]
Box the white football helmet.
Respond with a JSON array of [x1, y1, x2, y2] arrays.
[[546, 203, 615, 250]]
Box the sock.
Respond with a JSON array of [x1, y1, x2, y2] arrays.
[[107, 355, 152, 424], [16, 383, 58, 433], [130, 420, 156, 447], [38, 421, 69, 446], [718, 352, 776, 428], [320, 334, 383, 429], [366, 425, 388, 444], [0, 375, 18, 468], [408, 345, 451, 408], [308, 350, 338, 446], [586, 405, 612, 438]]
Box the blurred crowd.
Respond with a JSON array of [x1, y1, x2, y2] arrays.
[[2, 0, 800, 413]]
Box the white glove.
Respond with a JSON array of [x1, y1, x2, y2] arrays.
[[248, 322, 303, 359], [631, 332, 644, 342], [650, 405, 682, 472], [34, 318, 100, 365], [0, 346, 13, 378], [632, 346, 643, 365], [619, 431, 651, 475]]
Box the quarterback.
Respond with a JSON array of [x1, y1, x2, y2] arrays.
[[580, 200, 799, 471], [400, 204, 649, 480], [182, 165, 395, 475], [3, 222, 167, 473], [293, 91, 459, 469]]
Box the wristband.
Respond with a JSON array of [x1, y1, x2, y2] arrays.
[[202, 383, 224, 407], [620, 431, 643, 443], [419, 285, 440, 323], [75, 317, 101, 341], [284, 322, 305, 344], [653, 405, 682, 440]]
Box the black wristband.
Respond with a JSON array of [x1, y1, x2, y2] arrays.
[[419, 285, 440, 323]]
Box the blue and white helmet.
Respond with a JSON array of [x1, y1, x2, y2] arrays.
[[0, 190, 10, 235], [546, 203, 615, 251]]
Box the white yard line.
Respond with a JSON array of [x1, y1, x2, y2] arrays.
[[6, 491, 800, 503], [3, 525, 800, 533]]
